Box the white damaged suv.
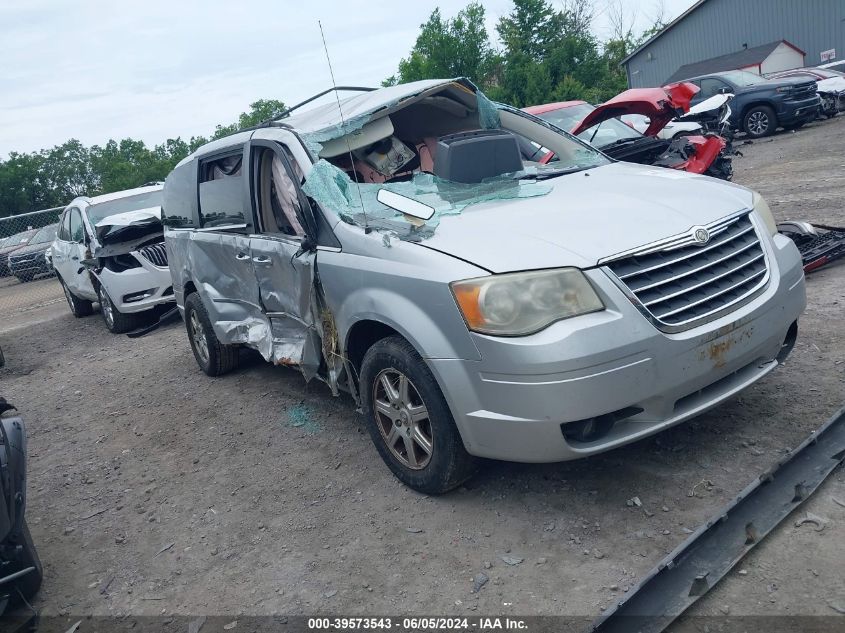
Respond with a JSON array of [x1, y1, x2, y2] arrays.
[[52, 184, 175, 333], [163, 79, 806, 493]]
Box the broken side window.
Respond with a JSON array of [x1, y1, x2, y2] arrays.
[[253, 147, 305, 237], [198, 152, 247, 229], [69, 208, 85, 243], [58, 209, 72, 241]]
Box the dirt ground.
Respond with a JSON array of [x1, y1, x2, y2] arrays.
[[0, 275, 65, 334], [1, 117, 844, 626]]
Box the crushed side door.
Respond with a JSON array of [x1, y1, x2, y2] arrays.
[[246, 137, 322, 378]]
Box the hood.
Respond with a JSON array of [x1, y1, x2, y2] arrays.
[[8, 240, 51, 257], [0, 239, 35, 256], [94, 206, 163, 246], [817, 76, 845, 93], [684, 93, 732, 118], [737, 76, 814, 94], [571, 82, 699, 137], [419, 162, 752, 273]]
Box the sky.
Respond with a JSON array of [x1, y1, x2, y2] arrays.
[[0, 0, 696, 156]]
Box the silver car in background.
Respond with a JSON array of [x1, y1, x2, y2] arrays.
[[163, 79, 805, 494]]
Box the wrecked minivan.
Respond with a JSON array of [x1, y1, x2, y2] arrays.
[[52, 184, 175, 333], [163, 78, 806, 494]]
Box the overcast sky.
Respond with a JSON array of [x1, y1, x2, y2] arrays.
[[0, 0, 695, 156]]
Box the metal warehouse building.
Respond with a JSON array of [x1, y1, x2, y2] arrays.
[[622, 0, 845, 88]]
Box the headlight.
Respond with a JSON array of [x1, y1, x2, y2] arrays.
[[752, 191, 778, 236], [451, 268, 604, 336]]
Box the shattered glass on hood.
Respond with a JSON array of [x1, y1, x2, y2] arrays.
[[302, 161, 552, 242]]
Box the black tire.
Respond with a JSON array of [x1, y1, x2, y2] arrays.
[[6, 520, 43, 604], [97, 283, 147, 334], [360, 335, 477, 494], [184, 292, 240, 376], [743, 105, 777, 138], [60, 277, 93, 317]]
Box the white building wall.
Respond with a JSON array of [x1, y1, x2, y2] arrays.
[[760, 42, 805, 74]]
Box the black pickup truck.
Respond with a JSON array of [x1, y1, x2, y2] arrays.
[[682, 69, 820, 138]]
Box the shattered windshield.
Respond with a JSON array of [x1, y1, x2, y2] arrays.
[[86, 190, 163, 226], [297, 81, 608, 241], [536, 104, 642, 147]]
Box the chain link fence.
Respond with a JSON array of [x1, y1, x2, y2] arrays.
[[0, 207, 67, 326]]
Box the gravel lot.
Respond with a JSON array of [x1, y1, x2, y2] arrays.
[[1, 116, 843, 624], [0, 275, 65, 334]]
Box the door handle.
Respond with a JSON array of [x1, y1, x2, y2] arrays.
[[235, 252, 251, 261], [253, 256, 273, 266]]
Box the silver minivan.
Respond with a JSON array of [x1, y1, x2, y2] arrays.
[[163, 79, 806, 494]]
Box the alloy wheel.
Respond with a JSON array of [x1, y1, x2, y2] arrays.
[[748, 111, 769, 135], [190, 309, 210, 366], [372, 369, 433, 470], [99, 286, 115, 328]]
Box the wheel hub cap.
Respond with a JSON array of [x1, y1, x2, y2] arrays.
[[99, 287, 114, 326], [373, 369, 433, 470], [750, 112, 768, 134], [190, 310, 209, 365]]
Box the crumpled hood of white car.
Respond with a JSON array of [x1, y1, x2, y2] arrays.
[[420, 162, 754, 273], [817, 76, 845, 93]]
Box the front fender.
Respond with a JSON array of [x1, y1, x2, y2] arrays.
[[335, 286, 481, 362]]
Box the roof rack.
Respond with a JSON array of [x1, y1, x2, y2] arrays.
[[275, 86, 375, 121]]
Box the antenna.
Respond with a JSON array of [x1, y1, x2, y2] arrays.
[[318, 20, 368, 229]]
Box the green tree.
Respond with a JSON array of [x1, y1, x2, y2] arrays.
[[0, 98, 285, 217], [487, 0, 613, 106], [392, 3, 497, 86], [39, 140, 98, 200], [0, 152, 55, 218], [497, 0, 565, 63], [212, 98, 287, 139]]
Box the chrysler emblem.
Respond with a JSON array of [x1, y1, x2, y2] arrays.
[[693, 227, 710, 245]]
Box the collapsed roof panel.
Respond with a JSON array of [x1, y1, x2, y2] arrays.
[[290, 78, 556, 242]]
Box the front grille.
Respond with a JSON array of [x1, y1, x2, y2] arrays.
[[10, 252, 38, 264], [139, 242, 168, 267], [604, 212, 768, 331], [791, 84, 816, 100]]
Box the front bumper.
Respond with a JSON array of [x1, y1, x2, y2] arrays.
[[9, 256, 51, 278], [97, 255, 174, 314], [778, 95, 821, 124], [429, 232, 806, 462]]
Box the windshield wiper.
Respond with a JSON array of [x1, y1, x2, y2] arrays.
[[521, 166, 591, 180], [598, 137, 643, 150]]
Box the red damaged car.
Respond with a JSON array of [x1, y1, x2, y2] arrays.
[[523, 82, 733, 180]]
